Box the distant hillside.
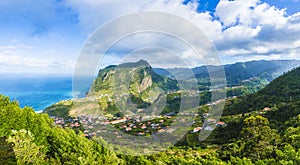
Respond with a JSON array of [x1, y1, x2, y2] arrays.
[[224, 66, 300, 116], [259, 66, 300, 99], [154, 60, 300, 86]]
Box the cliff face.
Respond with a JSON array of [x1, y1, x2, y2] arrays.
[[90, 59, 178, 95], [140, 75, 152, 91]]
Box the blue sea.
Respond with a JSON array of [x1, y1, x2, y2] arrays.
[[0, 74, 74, 112]]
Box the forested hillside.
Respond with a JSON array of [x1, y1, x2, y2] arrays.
[[0, 95, 121, 164], [155, 60, 300, 86], [224, 67, 300, 116]]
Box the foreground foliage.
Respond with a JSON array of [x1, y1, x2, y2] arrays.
[[1, 93, 300, 164]]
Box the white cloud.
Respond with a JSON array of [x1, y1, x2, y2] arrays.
[[0, 43, 75, 73], [64, 0, 153, 33], [65, 0, 222, 39], [0, 0, 299, 74], [214, 0, 300, 63], [215, 0, 258, 27], [66, 0, 223, 68], [65, 0, 300, 67], [215, 0, 287, 28]]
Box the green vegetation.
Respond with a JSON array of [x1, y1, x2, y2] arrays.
[[43, 100, 73, 119], [92, 60, 178, 94], [2, 64, 300, 164], [0, 95, 121, 164], [157, 60, 299, 87], [223, 67, 300, 116], [2, 93, 300, 164]]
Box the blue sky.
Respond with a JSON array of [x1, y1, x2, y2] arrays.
[[0, 0, 300, 73]]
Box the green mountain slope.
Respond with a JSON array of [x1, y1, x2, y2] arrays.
[[197, 66, 300, 163], [91, 59, 178, 94], [224, 66, 300, 117], [259, 67, 300, 99], [155, 60, 300, 86], [45, 60, 179, 117]]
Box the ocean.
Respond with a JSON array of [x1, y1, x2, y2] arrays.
[[0, 74, 74, 112]]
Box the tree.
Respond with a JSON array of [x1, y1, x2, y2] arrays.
[[6, 129, 46, 164], [46, 127, 122, 164], [275, 144, 300, 164], [283, 126, 300, 149], [239, 115, 281, 161]]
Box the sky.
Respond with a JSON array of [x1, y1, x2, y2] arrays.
[[0, 0, 300, 74]]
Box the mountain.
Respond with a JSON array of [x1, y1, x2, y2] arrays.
[[224, 66, 300, 116], [154, 60, 300, 86], [205, 66, 300, 162], [258, 66, 300, 99], [90, 59, 178, 94], [45, 60, 179, 117], [45, 60, 299, 118], [200, 66, 300, 149]]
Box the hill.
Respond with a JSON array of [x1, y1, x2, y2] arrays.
[[223, 66, 300, 119], [259, 66, 300, 99], [90, 59, 178, 94], [192, 66, 300, 162], [155, 60, 300, 86], [45, 60, 179, 117]]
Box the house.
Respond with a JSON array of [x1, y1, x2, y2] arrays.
[[216, 121, 226, 127], [125, 127, 132, 131], [81, 120, 88, 125], [134, 116, 141, 122], [204, 126, 214, 131], [166, 128, 175, 134], [202, 113, 208, 118], [157, 129, 164, 133], [100, 121, 110, 125], [151, 123, 159, 128], [88, 125, 94, 129], [193, 127, 202, 133], [97, 130, 107, 133], [138, 132, 145, 136], [120, 124, 126, 128], [141, 125, 147, 129], [207, 118, 217, 123], [163, 111, 176, 117], [110, 118, 127, 124]]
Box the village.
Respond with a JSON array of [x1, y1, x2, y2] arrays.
[[52, 110, 227, 139]]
